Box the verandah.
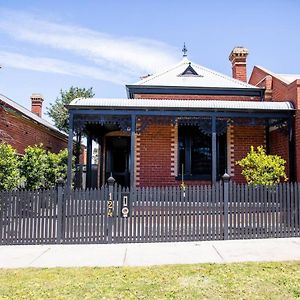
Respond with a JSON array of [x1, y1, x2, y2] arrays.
[[66, 99, 295, 189]]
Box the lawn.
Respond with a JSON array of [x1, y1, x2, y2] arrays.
[[0, 262, 300, 299]]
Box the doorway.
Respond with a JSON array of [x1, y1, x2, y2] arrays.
[[105, 136, 130, 186]]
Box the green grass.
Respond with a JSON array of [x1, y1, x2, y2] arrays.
[[0, 262, 300, 299]]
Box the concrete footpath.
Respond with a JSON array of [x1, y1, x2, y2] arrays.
[[0, 238, 300, 269]]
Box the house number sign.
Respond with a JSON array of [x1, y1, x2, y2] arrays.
[[121, 195, 129, 218], [107, 192, 113, 217], [121, 192, 130, 218]]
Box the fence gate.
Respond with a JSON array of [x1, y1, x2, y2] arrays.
[[61, 179, 226, 244]]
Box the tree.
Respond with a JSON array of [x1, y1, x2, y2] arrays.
[[47, 86, 94, 166], [0, 143, 21, 191], [20, 144, 48, 190], [236, 146, 288, 185], [47, 86, 95, 133]]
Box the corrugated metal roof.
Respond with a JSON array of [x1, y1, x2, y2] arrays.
[[255, 66, 300, 85], [277, 74, 300, 84], [0, 94, 67, 137], [69, 98, 294, 111], [129, 57, 260, 89]]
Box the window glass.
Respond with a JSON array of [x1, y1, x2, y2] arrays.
[[191, 132, 211, 175], [178, 125, 226, 179]]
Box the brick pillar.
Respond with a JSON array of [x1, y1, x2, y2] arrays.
[[264, 75, 273, 101], [30, 93, 44, 117], [229, 47, 249, 82]]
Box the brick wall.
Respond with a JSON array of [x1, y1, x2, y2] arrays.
[[136, 122, 268, 186], [250, 67, 300, 181], [136, 123, 211, 187], [0, 107, 67, 154], [249, 66, 290, 102], [295, 111, 300, 181], [269, 128, 289, 178], [136, 123, 174, 187], [231, 126, 266, 183]]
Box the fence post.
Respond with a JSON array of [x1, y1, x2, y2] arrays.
[[56, 178, 65, 244], [107, 175, 115, 243], [222, 173, 230, 240]]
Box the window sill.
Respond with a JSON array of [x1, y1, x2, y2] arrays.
[[175, 175, 211, 181]]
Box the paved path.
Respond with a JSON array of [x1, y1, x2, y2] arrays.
[[0, 238, 300, 269]]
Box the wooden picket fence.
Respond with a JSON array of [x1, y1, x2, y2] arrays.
[[0, 179, 299, 245]]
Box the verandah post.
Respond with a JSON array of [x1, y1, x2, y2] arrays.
[[67, 112, 74, 190], [211, 116, 217, 184], [130, 114, 136, 189], [86, 134, 93, 189], [56, 178, 65, 244], [222, 173, 230, 240]]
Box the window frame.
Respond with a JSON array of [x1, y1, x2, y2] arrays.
[[176, 125, 227, 181]]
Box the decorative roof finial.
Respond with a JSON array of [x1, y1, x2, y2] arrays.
[[182, 43, 187, 57]]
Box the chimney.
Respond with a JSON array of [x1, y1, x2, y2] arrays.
[[229, 46, 249, 82], [30, 93, 44, 117]]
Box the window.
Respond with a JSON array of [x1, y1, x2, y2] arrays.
[[178, 126, 227, 180]]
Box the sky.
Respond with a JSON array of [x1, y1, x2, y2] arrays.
[[0, 0, 299, 123]]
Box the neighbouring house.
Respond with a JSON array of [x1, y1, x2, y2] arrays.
[[66, 46, 295, 188], [0, 93, 68, 154], [249, 66, 300, 182]]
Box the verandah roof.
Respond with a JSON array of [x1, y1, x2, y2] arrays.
[[68, 98, 294, 112]]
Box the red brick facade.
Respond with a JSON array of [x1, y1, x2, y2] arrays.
[[136, 123, 211, 187], [0, 104, 67, 154], [249, 67, 300, 181], [131, 56, 295, 186], [269, 128, 289, 178], [232, 126, 266, 183]]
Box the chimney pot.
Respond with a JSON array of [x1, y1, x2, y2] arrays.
[[229, 46, 249, 82], [30, 93, 44, 117]]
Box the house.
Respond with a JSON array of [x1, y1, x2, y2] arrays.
[[66, 46, 295, 188], [0, 93, 68, 154], [249, 66, 300, 181]]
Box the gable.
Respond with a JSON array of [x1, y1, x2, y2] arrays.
[[129, 57, 260, 90]]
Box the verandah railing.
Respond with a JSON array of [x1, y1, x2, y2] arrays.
[[0, 178, 299, 245]]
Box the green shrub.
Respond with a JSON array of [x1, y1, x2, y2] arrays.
[[236, 145, 287, 185], [20, 144, 48, 190], [44, 149, 68, 188], [0, 143, 21, 191]]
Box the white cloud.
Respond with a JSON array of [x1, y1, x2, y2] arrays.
[[0, 10, 179, 82], [0, 51, 128, 84]]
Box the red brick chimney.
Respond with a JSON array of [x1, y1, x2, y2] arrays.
[[229, 46, 249, 82], [30, 93, 44, 117]]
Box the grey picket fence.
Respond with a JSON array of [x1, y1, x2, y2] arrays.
[[0, 179, 300, 245]]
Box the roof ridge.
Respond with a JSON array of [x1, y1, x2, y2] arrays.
[[133, 58, 189, 85], [254, 65, 290, 85], [191, 62, 257, 88]]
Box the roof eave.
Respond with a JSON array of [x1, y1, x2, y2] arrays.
[[67, 105, 295, 113], [126, 85, 264, 98]]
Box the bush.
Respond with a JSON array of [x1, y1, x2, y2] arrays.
[[20, 144, 48, 190], [44, 149, 68, 188], [0, 143, 70, 190], [236, 145, 287, 185], [0, 143, 21, 191]]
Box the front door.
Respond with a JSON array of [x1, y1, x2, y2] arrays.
[[105, 136, 130, 186]]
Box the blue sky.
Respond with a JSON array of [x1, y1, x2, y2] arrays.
[[0, 0, 299, 123]]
